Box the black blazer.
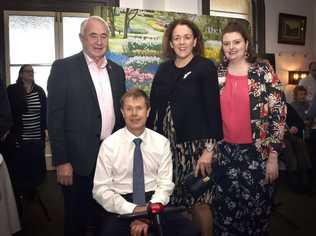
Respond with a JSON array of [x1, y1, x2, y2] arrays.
[[148, 56, 222, 143], [47, 52, 126, 176]]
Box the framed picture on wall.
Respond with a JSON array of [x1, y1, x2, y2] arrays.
[[278, 13, 307, 45]]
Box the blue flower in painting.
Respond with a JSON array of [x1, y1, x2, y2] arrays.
[[106, 51, 128, 66]]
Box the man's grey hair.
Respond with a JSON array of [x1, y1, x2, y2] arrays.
[[80, 16, 110, 36]]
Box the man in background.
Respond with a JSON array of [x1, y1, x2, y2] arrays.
[[299, 61, 316, 101], [299, 61, 316, 192]]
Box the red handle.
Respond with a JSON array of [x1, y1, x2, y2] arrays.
[[147, 202, 164, 214]]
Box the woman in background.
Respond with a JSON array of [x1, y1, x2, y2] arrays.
[[6, 64, 47, 212], [148, 19, 222, 236], [212, 21, 286, 236]]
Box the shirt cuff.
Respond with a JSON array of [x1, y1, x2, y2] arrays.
[[150, 192, 169, 206], [120, 201, 137, 215]]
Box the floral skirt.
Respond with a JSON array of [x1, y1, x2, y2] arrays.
[[162, 104, 213, 208], [212, 141, 275, 236]]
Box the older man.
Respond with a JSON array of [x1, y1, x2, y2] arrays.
[[47, 16, 126, 236]]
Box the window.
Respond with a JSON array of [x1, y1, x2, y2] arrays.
[[4, 11, 89, 91], [210, 0, 251, 21]]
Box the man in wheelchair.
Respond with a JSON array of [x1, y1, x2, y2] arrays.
[[93, 88, 200, 236]]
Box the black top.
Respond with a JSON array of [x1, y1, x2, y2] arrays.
[[286, 103, 305, 139], [7, 83, 47, 144], [148, 56, 223, 143]]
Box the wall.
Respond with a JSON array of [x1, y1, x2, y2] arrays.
[[265, 0, 315, 101], [120, 0, 202, 14], [314, 1, 316, 57]]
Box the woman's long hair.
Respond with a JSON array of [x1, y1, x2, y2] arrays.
[[16, 64, 34, 95], [14, 64, 34, 113]]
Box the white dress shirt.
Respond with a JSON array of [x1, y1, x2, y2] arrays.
[[84, 53, 115, 140], [93, 127, 174, 215]]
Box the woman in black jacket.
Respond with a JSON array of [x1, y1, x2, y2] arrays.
[[147, 19, 222, 236], [6, 64, 47, 205]]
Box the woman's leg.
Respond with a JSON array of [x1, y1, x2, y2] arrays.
[[191, 203, 213, 236]]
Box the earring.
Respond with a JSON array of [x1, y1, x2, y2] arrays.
[[245, 51, 249, 58]]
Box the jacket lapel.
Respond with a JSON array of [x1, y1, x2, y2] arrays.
[[77, 52, 100, 108], [106, 61, 119, 113]]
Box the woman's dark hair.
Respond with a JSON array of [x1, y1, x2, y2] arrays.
[[17, 64, 34, 84], [162, 18, 204, 60], [16, 64, 34, 95], [220, 21, 256, 63]]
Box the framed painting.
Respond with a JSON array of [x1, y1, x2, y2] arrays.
[[278, 13, 307, 45]]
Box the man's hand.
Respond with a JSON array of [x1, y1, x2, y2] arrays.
[[195, 150, 214, 177], [56, 163, 73, 186], [265, 152, 279, 184], [130, 219, 150, 236]]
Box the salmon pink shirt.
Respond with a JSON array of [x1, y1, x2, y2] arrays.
[[220, 72, 252, 144]]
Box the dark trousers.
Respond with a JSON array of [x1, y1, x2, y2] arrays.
[[62, 171, 99, 236], [97, 192, 200, 236], [98, 210, 200, 236]]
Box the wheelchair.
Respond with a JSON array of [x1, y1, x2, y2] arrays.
[[119, 203, 185, 236]]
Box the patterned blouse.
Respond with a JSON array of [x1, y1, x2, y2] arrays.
[[217, 62, 287, 160]]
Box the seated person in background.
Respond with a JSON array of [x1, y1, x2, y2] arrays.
[[291, 85, 310, 121], [283, 103, 312, 192], [291, 85, 316, 190], [93, 88, 200, 236]]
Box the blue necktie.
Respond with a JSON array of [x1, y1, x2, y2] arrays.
[[133, 138, 146, 204]]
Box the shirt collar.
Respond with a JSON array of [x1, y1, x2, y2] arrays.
[[124, 127, 147, 144], [83, 52, 107, 69]]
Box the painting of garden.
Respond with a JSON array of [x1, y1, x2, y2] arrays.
[[98, 7, 249, 93]]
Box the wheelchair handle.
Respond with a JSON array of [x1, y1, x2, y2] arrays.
[[118, 204, 186, 220]]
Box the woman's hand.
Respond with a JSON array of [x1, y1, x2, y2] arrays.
[[195, 150, 214, 177], [265, 152, 279, 184]]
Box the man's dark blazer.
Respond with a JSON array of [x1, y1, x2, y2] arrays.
[[47, 52, 126, 176], [307, 95, 316, 119]]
